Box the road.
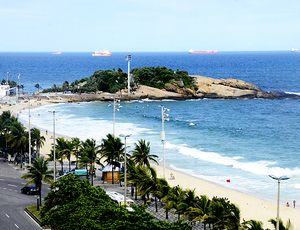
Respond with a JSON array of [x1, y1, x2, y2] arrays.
[[0, 160, 50, 230]]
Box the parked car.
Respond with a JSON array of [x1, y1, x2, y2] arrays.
[[21, 185, 39, 195]]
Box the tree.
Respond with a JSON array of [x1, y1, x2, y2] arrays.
[[268, 218, 292, 230], [135, 166, 169, 212], [40, 174, 191, 230], [71, 137, 81, 167], [205, 197, 241, 230], [7, 120, 28, 168], [163, 185, 185, 220], [60, 139, 75, 171], [30, 127, 45, 158], [176, 189, 198, 219], [182, 195, 211, 229], [78, 138, 101, 186], [21, 157, 53, 205], [131, 139, 158, 167], [35, 83, 42, 92], [100, 134, 123, 184], [242, 219, 264, 230]]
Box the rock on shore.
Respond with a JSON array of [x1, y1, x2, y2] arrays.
[[40, 75, 300, 102]]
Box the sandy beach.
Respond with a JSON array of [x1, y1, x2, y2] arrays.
[[3, 97, 300, 230]]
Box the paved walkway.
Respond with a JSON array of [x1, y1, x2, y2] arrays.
[[93, 177, 206, 229]]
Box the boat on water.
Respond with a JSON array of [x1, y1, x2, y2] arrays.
[[92, 50, 111, 56], [292, 48, 299, 52], [189, 49, 218, 54], [52, 52, 62, 55]]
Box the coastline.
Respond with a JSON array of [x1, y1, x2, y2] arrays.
[[3, 97, 300, 229]]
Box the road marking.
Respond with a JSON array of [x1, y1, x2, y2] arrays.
[[6, 214, 10, 218], [3, 188, 6, 190], [0, 179, 4, 181], [8, 184, 17, 187], [14, 224, 19, 228], [24, 211, 43, 229]]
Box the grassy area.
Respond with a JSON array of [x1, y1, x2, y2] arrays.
[[27, 205, 43, 220]]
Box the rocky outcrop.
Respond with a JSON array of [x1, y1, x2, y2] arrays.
[[48, 75, 300, 102]]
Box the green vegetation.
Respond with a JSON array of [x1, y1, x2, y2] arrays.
[[39, 133, 277, 229], [0, 110, 45, 166], [131, 67, 194, 89], [21, 157, 53, 205], [42, 67, 196, 94], [27, 205, 43, 220], [40, 174, 191, 230]]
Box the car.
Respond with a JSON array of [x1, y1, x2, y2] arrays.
[[21, 185, 39, 195]]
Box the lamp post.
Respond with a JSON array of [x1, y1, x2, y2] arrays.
[[28, 98, 31, 165], [125, 55, 132, 94], [112, 98, 121, 137], [119, 134, 131, 207], [49, 111, 58, 182], [269, 174, 290, 230], [159, 106, 170, 179], [17, 74, 20, 103]]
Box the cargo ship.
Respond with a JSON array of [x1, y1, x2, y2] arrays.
[[52, 52, 62, 55], [92, 50, 111, 56], [292, 48, 299, 52], [189, 49, 218, 54]]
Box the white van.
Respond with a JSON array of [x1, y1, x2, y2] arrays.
[[106, 190, 135, 211]]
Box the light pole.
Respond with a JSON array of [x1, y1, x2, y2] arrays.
[[49, 111, 58, 182], [112, 98, 121, 137], [119, 134, 131, 207], [125, 55, 131, 94], [269, 174, 290, 230], [17, 74, 20, 103], [159, 106, 170, 179], [28, 98, 31, 165]]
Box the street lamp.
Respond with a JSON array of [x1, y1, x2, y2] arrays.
[[269, 174, 290, 230], [111, 98, 121, 137], [49, 111, 58, 182], [125, 55, 132, 94], [17, 74, 20, 103], [119, 134, 131, 207], [28, 98, 31, 165], [159, 106, 170, 179]]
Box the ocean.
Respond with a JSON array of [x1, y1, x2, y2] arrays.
[[2, 51, 300, 205]]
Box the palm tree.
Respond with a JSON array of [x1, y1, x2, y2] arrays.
[[163, 185, 185, 220], [54, 137, 68, 172], [131, 139, 158, 167], [31, 128, 46, 158], [242, 219, 264, 230], [21, 156, 53, 205], [71, 137, 81, 167], [35, 83, 42, 93], [206, 196, 241, 230], [78, 138, 101, 186], [269, 218, 292, 230], [100, 134, 123, 184], [60, 139, 75, 171], [8, 120, 28, 168], [176, 189, 199, 219], [135, 166, 170, 212]]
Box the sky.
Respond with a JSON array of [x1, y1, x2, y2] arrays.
[[0, 0, 299, 52]]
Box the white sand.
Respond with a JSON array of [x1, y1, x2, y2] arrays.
[[3, 98, 300, 229]]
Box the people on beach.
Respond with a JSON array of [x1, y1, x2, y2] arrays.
[[286, 202, 289, 207], [293, 200, 296, 208], [169, 172, 175, 180]]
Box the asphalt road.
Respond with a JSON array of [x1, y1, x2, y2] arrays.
[[0, 160, 50, 230]]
